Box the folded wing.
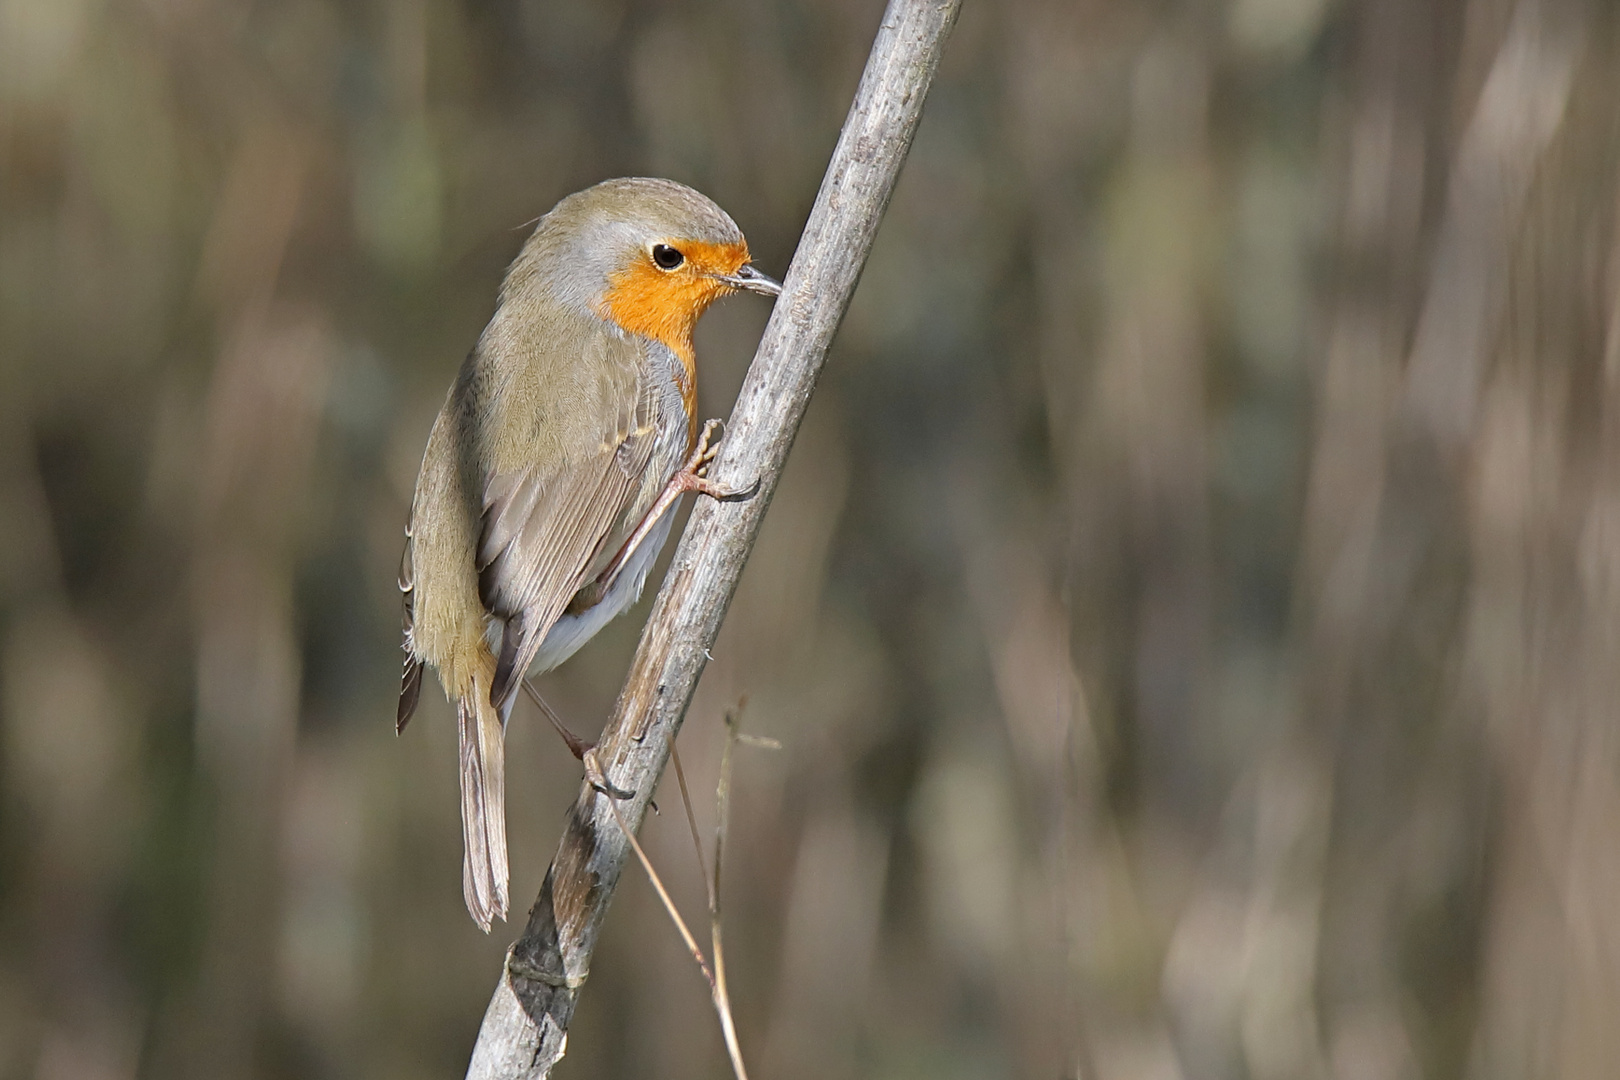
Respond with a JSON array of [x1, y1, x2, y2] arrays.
[[478, 382, 660, 713]]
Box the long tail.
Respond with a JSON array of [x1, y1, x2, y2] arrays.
[[458, 675, 509, 931]]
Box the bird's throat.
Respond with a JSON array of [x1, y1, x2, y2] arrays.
[[600, 238, 752, 450]]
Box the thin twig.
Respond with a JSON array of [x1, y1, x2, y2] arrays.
[[672, 746, 713, 903], [611, 712, 757, 1080], [598, 790, 716, 996], [464, 3, 961, 1075], [710, 709, 746, 1080]]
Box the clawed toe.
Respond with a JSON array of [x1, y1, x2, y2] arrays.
[[582, 748, 636, 801]]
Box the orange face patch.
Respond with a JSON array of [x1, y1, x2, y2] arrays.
[[599, 239, 751, 355], [599, 238, 752, 443]]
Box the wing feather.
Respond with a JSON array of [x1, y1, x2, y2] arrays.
[[397, 513, 425, 732], [479, 396, 661, 711]]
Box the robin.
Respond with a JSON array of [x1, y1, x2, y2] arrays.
[[395, 178, 780, 930]]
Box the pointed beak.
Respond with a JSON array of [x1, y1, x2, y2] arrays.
[[720, 263, 782, 297]]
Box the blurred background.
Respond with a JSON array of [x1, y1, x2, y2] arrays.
[[2, 0, 1618, 1077]]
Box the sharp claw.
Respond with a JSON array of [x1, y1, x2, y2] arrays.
[[676, 421, 761, 502], [680, 473, 759, 501], [597, 777, 637, 800], [582, 748, 636, 801], [709, 475, 761, 502]]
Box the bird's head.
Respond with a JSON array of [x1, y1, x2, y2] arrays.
[[520, 177, 780, 359]]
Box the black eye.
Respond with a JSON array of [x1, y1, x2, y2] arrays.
[[652, 243, 684, 270]]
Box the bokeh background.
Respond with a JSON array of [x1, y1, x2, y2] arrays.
[[2, 0, 1618, 1077]]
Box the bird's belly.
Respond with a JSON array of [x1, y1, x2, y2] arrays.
[[528, 509, 676, 674]]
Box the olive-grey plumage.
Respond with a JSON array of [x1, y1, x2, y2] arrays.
[[397, 178, 779, 929]]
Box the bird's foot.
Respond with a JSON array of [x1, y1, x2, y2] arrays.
[[581, 747, 634, 802], [676, 419, 759, 502]]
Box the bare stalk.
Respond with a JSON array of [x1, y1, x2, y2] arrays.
[[464, 2, 962, 1075], [600, 710, 762, 1080], [610, 708, 757, 1080], [672, 747, 712, 897], [599, 789, 716, 996], [710, 710, 746, 1080]]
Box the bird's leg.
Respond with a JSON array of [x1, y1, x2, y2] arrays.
[[521, 678, 635, 800], [521, 678, 590, 757], [570, 420, 759, 615]]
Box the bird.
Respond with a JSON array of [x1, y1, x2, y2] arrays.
[[395, 177, 780, 930]]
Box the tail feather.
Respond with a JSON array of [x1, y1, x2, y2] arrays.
[[458, 679, 509, 931]]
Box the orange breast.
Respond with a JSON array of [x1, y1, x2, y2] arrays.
[[599, 239, 751, 448]]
